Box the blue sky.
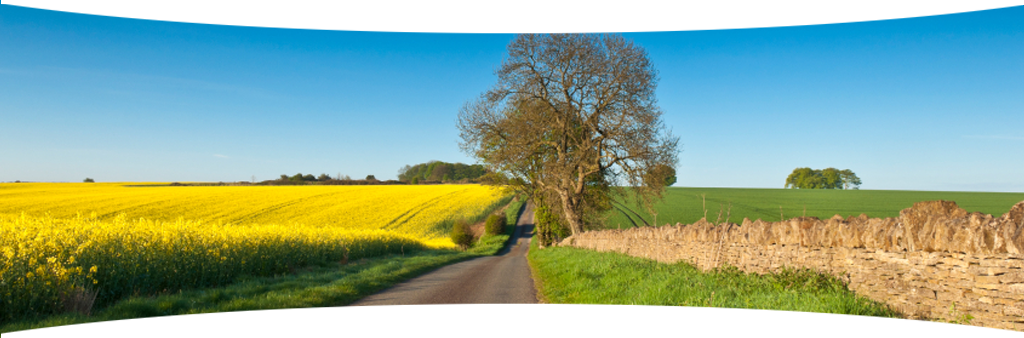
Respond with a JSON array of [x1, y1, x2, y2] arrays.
[[1, 5, 1022, 191]]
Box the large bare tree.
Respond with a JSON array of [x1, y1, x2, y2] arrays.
[[458, 34, 679, 236]]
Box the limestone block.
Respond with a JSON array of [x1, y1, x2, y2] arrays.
[[976, 275, 1001, 284], [999, 270, 1024, 283], [976, 283, 1003, 290], [1005, 302, 1024, 316], [938, 291, 964, 302]]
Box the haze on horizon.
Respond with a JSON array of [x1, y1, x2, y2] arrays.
[[1, 5, 1022, 192]]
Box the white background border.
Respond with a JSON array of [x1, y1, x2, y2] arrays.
[[4, 0, 1024, 32], [4, 1, 1024, 336]]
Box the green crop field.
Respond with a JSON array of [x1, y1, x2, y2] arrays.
[[603, 187, 1024, 229]]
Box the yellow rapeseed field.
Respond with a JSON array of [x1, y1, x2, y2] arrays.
[[0, 183, 507, 243], [0, 183, 511, 322]]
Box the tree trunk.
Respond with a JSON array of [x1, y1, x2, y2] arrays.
[[557, 190, 585, 236]]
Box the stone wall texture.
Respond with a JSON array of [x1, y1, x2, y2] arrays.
[[559, 200, 1024, 330]]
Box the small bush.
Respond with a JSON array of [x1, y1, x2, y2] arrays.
[[484, 214, 504, 236], [450, 219, 473, 249], [83, 178, 95, 183], [535, 202, 569, 247]]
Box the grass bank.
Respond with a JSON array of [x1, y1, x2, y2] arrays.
[[527, 242, 900, 317], [606, 187, 1024, 228]]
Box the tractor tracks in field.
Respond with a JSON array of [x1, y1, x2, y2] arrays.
[[381, 189, 464, 233]]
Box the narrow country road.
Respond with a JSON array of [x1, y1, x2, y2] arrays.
[[350, 202, 538, 305]]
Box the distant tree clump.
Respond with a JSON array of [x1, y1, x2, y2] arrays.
[[785, 168, 860, 189], [284, 173, 318, 183], [260, 172, 404, 186], [648, 164, 676, 187], [83, 178, 95, 183], [397, 161, 487, 183], [839, 169, 862, 190]]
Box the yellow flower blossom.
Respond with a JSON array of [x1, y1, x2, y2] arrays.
[[0, 182, 510, 322]]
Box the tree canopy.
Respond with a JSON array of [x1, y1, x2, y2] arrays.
[[397, 161, 487, 183], [457, 33, 679, 237], [785, 167, 861, 189]]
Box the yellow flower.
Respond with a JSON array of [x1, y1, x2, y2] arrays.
[[0, 182, 510, 318]]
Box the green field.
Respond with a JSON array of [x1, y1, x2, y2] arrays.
[[604, 187, 1024, 228]]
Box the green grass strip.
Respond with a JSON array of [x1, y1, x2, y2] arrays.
[[527, 241, 900, 317], [505, 196, 527, 233]]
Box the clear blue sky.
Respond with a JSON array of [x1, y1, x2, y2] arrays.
[[2, 5, 1022, 191]]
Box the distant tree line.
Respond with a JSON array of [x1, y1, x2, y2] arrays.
[[159, 163, 490, 187], [785, 167, 861, 189], [397, 161, 487, 184], [257, 173, 402, 186]]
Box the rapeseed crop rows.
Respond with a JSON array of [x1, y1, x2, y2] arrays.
[[0, 183, 510, 322]]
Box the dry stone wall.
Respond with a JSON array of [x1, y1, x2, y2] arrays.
[[559, 200, 1024, 330]]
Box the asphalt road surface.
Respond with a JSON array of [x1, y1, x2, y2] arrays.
[[351, 202, 538, 305]]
